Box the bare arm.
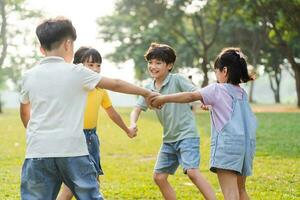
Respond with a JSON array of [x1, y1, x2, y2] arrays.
[[20, 103, 30, 128], [97, 77, 150, 97], [96, 77, 161, 108], [151, 91, 203, 107], [105, 106, 136, 137], [130, 106, 142, 128]]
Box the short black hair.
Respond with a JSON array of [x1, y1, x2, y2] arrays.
[[214, 47, 253, 84], [73, 46, 89, 64], [144, 43, 176, 71], [36, 17, 77, 51], [80, 48, 102, 64]]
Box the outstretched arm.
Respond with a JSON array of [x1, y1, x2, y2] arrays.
[[105, 106, 136, 138], [151, 91, 203, 107], [20, 103, 30, 128], [96, 77, 159, 108]]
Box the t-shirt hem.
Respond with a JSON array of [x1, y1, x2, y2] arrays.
[[162, 135, 200, 143], [25, 152, 89, 158]]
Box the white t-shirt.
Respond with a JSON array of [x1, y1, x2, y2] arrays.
[[19, 56, 102, 158]]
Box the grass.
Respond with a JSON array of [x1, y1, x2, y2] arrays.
[[0, 108, 299, 199]]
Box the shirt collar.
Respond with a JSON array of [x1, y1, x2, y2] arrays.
[[40, 56, 65, 64], [150, 73, 171, 91]]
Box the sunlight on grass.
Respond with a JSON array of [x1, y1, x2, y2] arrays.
[[0, 108, 299, 199]]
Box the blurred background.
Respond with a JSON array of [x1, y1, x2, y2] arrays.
[[0, 0, 299, 112]]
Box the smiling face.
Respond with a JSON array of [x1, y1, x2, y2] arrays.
[[147, 59, 173, 81], [83, 56, 101, 73]]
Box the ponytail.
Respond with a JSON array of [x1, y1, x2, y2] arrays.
[[214, 47, 255, 85]]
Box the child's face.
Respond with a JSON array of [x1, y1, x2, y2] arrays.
[[215, 68, 228, 83], [147, 59, 172, 80], [83, 56, 101, 73]]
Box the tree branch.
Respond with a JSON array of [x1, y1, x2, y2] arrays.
[[0, 0, 8, 68]]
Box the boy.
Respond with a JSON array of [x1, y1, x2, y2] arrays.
[[19, 17, 156, 199], [57, 47, 137, 200], [130, 43, 216, 200]]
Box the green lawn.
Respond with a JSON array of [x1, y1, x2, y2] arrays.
[[0, 108, 299, 199]]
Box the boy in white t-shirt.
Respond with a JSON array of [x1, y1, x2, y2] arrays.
[[19, 17, 157, 200]]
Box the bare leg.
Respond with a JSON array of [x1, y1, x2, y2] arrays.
[[237, 176, 249, 200], [56, 184, 73, 200], [153, 173, 176, 200], [186, 169, 216, 200], [217, 169, 239, 200]]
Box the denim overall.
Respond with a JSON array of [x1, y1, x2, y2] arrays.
[[210, 84, 257, 176]]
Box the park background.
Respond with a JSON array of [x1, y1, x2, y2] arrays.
[[0, 0, 299, 199]]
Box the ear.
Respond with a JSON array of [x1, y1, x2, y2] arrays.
[[63, 39, 69, 51], [223, 66, 228, 76], [39, 46, 46, 55], [167, 63, 173, 71]]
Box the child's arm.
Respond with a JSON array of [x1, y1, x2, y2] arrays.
[[151, 91, 203, 107], [105, 106, 137, 138], [20, 103, 30, 128], [130, 107, 142, 132], [96, 77, 158, 107]]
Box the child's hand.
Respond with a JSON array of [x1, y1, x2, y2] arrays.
[[127, 125, 137, 138], [200, 103, 210, 111], [151, 96, 165, 108], [145, 91, 160, 109]]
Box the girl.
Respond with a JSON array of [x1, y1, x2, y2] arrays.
[[151, 47, 257, 200], [57, 47, 137, 200]]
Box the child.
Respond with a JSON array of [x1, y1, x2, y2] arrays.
[[151, 47, 257, 200], [57, 47, 137, 200], [130, 43, 216, 200], [19, 17, 157, 199]]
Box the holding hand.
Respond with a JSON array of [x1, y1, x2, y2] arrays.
[[150, 95, 165, 108], [144, 91, 161, 109], [200, 103, 210, 111], [127, 125, 137, 138]]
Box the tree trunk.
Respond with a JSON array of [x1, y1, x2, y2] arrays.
[[293, 65, 300, 107], [201, 51, 209, 87], [275, 90, 280, 103]]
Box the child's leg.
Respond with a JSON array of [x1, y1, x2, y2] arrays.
[[186, 169, 216, 200], [56, 184, 73, 200], [56, 156, 103, 200], [237, 176, 249, 200], [153, 172, 176, 200], [217, 169, 239, 200]]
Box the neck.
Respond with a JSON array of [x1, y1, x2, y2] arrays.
[[44, 48, 68, 62], [155, 73, 169, 89]]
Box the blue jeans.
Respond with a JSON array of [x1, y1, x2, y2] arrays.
[[84, 128, 103, 176], [21, 156, 103, 200], [154, 137, 200, 174]]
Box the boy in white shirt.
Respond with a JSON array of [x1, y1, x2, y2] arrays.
[[19, 17, 157, 200]]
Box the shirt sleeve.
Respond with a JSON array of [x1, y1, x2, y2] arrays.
[[76, 64, 102, 91], [136, 95, 148, 111], [19, 72, 30, 104], [176, 74, 197, 92], [199, 83, 220, 106], [101, 90, 112, 109]]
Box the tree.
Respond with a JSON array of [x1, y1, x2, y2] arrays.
[[249, 0, 300, 107], [0, 0, 41, 113], [98, 0, 227, 86]]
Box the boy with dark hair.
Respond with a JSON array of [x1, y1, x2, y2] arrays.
[[20, 17, 157, 200], [130, 43, 216, 200]]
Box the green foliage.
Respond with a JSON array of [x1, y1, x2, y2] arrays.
[[98, 0, 227, 82], [0, 0, 41, 91], [0, 108, 299, 199]]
